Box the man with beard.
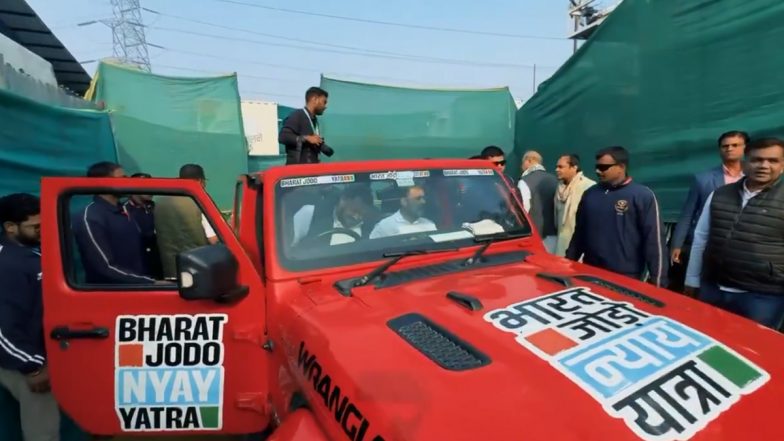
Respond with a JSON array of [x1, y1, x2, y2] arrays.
[[0, 193, 60, 440], [685, 137, 784, 328], [370, 185, 437, 238], [73, 161, 154, 284], [279, 87, 334, 164], [554, 154, 595, 257], [292, 184, 379, 246]]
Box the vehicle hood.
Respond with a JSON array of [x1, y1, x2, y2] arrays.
[[281, 251, 784, 441]]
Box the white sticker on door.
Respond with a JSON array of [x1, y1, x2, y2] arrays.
[[114, 314, 227, 431]]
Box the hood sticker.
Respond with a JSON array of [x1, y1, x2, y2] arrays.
[[114, 314, 227, 432], [484, 287, 769, 441]]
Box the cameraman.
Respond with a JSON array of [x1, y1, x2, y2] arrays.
[[279, 87, 334, 164]]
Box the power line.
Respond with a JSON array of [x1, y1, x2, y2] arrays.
[[143, 8, 553, 68], [150, 25, 542, 69], [154, 63, 303, 83], [211, 0, 566, 41]]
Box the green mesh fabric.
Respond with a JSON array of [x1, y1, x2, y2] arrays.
[[514, 0, 784, 221], [248, 154, 285, 173], [319, 77, 516, 161], [91, 62, 247, 209], [0, 88, 117, 196]]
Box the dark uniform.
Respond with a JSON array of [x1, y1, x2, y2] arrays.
[[566, 178, 668, 287], [73, 196, 154, 284], [124, 199, 163, 279], [0, 234, 60, 438], [0, 235, 44, 375], [279, 108, 322, 165]]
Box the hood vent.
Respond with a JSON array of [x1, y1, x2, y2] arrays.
[[388, 313, 490, 371], [574, 275, 665, 307]]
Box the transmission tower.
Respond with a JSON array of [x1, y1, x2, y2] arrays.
[[568, 0, 622, 53], [110, 0, 151, 71]]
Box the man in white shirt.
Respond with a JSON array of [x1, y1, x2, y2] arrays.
[[292, 185, 376, 246], [685, 138, 784, 328], [370, 185, 436, 239]]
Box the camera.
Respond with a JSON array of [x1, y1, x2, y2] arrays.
[[320, 142, 334, 157]]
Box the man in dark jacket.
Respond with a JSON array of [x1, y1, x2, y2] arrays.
[[566, 146, 668, 287], [685, 137, 784, 328], [669, 130, 746, 292], [519, 150, 558, 252], [0, 193, 60, 440], [124, 172, 163, 279], [72, 161, 154, 284], [279, 87, 334, 164]]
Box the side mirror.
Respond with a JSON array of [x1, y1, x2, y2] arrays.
[[176, 244, 249, 302]]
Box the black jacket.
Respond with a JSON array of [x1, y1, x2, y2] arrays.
[[705, 178, 784, 294], [0, 235, 45, 374], [566, 179, 668, 286], [72, 196, 154, 284], [279, 108, 322, 165]]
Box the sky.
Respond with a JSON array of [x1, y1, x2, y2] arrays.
[[28, 0, 577, 107]]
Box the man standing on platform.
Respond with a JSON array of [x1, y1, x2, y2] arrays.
[[279, 87, 334, 165]]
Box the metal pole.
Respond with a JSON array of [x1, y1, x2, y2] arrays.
[[532, 64, 537, 94]]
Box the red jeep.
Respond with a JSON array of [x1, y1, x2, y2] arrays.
[[40, 159, 784, 440]]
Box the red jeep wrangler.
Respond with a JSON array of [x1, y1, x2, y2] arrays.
[[40, 159, 784, 440]]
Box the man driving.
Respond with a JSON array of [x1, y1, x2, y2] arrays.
[[292, 184, 377, 246], [370, 185, 437, 239]]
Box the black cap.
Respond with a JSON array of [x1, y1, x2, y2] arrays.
[[179, 164, 206, 180]]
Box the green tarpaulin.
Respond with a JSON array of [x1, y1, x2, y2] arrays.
[[319, 77, 516, 161], [0, 88, 117, 196], [89, 62, 247, 209], [248, 154, 285, 173], [514, 0, 784, 221]]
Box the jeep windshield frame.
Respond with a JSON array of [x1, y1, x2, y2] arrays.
[[270, 165, 531, 273]]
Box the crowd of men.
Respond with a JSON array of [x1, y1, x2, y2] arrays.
[[478, 131, 784, 331], [2, 119, 784, 439], [0, 161, 218, 440]]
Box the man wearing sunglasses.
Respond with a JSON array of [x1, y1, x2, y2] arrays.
[[566, 146, 668, 287], [478, 146, 523, 206]]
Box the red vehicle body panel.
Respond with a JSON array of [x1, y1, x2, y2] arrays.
[[40, 178, 270, 435], [41, 160, 784, 441]]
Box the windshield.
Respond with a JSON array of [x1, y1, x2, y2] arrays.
[[274, 167, 531, 271]]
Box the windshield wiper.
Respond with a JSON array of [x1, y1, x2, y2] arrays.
[[355, 248, 459, 288], [464, 230, 530, 266]]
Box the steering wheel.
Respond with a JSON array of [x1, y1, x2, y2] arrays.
[[315, 227, 362, 242]]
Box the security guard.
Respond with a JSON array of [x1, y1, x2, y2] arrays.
[[72, 162, 154, 284], [0, 193, 60, 441]]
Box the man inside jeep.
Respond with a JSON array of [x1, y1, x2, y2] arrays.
[[291, 183, 380, 246], [369, 185, 437, 239]]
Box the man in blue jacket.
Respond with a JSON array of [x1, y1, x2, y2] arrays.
[[566, 146, 668, 287], [669, 131, 747, 292], [0, 193, 60, 440], [72, 162, 154, 285]]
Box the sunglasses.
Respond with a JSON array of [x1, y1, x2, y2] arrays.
[[595, 163, 617, 172], [493, 160, 507, 167]]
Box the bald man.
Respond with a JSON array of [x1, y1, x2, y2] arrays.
[[519, 150, 558, 253]]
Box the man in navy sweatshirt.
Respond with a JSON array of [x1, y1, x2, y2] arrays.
[[566, 146, 668, 287], [0, 193, 60, 440]]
